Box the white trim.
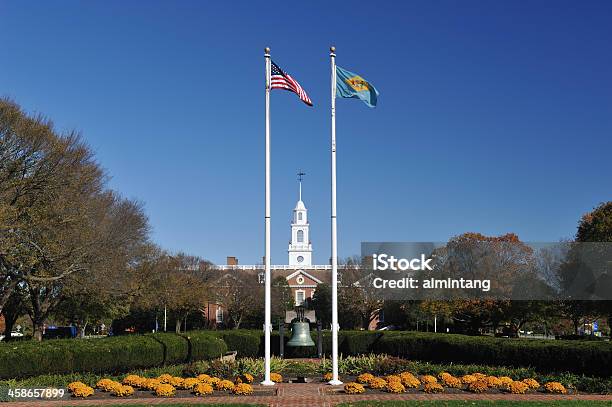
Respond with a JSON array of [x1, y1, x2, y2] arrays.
[[215, 264, 335, 271], [215, 306, 224, 323], [295, 289, 306, 305], [285, 269, 323, 284]]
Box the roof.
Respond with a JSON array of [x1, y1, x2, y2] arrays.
[[286, 269, 323, 284]]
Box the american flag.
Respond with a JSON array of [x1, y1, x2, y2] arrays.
[[270, 61, 313, 106]]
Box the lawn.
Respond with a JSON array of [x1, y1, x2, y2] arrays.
[[337, 402, 612, 407]]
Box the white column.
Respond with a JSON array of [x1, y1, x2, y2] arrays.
[[261, 46, 274, 386], [328, 45, 342, 386]]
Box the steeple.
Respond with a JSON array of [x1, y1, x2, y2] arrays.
[[288, 171, 312, 266]]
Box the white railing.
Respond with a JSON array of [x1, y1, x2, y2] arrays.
[[214, 264, 335, 271]]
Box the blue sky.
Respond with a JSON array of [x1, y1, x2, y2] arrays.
[[1, 1, 611, 265]]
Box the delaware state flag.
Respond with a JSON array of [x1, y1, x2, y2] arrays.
[[335, 65, 379, 108]]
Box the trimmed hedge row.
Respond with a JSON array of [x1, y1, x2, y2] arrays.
[[215, 330, 261, 358], [0, 332, 227, 379], [212, 330, 612, 377], [183, 331, 228, 361], [3, 329, 610, 379], [372, 331, 612, 377], [150, 333, 189, 364]]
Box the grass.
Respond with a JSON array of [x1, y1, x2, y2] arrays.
[[337, 402, 612, 407]]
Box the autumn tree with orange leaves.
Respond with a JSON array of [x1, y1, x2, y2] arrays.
[[423, 232, 543, 334]]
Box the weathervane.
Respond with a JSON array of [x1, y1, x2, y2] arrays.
[[297, 170, 305, 201]]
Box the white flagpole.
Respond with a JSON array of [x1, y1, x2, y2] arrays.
[[329, 45, 342, 386], [262, 46, 274, 386]]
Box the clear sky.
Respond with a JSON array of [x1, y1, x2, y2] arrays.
[[1, 1, 611, 265]]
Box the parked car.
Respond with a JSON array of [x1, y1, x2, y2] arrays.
[[0, 331, 24, 341], [43, 326, 77, 339]]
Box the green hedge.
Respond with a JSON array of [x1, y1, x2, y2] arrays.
[[182, 331, 228, 361], [3, 329, 610, 379], [215, 330, 260, 358], [340, 331, 383, 355], [0, 332, 227, 379], [150, 333, 190, 364], [372, 332, 612, 377], [217, 329, 612, 376], [0, 335, 164, 379]]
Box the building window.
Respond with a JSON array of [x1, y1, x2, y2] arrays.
[[216, 307, 223, 323], [297, 230, 304, 242], [298, 212, 302, 220], [295, 290, 306, 305]]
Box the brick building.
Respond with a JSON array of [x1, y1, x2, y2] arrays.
[[203, 178, 378, 329]]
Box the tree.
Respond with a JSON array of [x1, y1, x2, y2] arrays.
[[556, 202, 612, 334], [338, 257, 383, 330], [0, 287, 25, 340], [427, 233, 538, 334], [577, 202, 612, 242], [213, 270, 262, 329], [165, 255, 209, 333], [310, 283, 331, 327], [131, 252, 211, 333], [419, 300, 454, 331], [0, 99, 88, 312], [0, 99, 151, 340], [23, 192, 149, 340], [271, 276, 293, 322]]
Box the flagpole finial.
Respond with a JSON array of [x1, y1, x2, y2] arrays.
[[265, 47, 270, 54], [330, 46, 336, 53]]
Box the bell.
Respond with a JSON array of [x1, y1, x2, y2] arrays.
[[286, 321, 315, 347], [287, 305, 315, 347]]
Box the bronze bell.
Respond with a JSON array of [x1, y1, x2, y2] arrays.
[[286, 322, 315, 347], [286, 306, 315, 347]]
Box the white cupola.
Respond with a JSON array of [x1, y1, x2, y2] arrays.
[[288, 172, 312, 266]]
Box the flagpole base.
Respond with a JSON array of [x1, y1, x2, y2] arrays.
[[328, 379, 343, 386], [260, 380, 275, 386]]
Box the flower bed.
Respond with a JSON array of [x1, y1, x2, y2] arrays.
[[5, 354, 609, 401], [331, 370, 579, 397], [26, 367, 586, 401], [64, 373, 275, 400]]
